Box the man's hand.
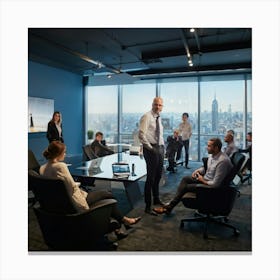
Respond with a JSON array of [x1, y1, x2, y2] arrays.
[[192, 171, 200, 179]]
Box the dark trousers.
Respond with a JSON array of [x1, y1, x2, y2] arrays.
[[168, 176, 199, 210], [166, 149, 177, 169], [176, 139, 190, 166], [86, 190, 123, 222], [143, 145, 164, 207]]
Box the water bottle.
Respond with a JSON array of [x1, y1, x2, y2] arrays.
[[132, 163, 136, 176]]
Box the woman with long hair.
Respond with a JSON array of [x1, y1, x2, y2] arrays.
[[47, 111, 64, 143], [40, 141, 141, 240]]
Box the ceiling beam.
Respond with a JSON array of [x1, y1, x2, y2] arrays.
[[142, 41, 251, 60], [127, 62, 252, 76]]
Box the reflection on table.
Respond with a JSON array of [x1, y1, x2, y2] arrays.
[[69, 152, 147, 208]]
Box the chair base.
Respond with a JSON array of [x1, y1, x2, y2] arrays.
[[241, 174, 252, 184], [180, 212, 240, 239]]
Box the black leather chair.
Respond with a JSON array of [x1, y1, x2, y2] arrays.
[[28, 150, 41, 206], [82, 144, 98, 161], [28, 149, 40, 172], [180, 152, 246, 238], [28, 170, 119, 250]]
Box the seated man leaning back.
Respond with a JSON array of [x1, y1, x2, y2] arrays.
[[153, 137, 233, 214], [91, 131, 114, 157]]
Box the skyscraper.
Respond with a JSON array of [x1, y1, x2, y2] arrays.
[[212, 94, 218, 132]]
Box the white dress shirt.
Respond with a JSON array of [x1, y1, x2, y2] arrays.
[[196, 152, 233, 188], [138, 110, 164, 149], [39, 161, 89, 212], [178, 121, 192, 141]]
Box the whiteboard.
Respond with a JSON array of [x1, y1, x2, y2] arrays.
[[28, 97, 54, 132]]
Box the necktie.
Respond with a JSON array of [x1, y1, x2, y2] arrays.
[[156, 116, 160, 145]]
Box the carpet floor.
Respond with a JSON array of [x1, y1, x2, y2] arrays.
[[28, 162, 252, 253]]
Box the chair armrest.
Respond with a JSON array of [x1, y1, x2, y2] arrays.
[[33, 199, 117, 250], [88, 199, 117, 212]]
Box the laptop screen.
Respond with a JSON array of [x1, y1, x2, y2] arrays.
[[112, 163, 130, 176]]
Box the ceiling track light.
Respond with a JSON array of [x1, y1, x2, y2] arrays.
[[190, 28, 195, 33], [180, 29, 193, 67]]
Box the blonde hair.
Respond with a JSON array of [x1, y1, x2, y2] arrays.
[[43, 141, 66, 160]]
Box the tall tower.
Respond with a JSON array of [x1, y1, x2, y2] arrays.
[[212, 94, 218, 132]]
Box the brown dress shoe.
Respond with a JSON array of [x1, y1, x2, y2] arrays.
[[153, 206, 167, 214]]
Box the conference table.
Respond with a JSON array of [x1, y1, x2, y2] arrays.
[[69, 152, 147, 208]]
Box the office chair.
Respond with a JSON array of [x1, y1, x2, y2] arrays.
[[180, 152, 246, 239], [28, 150, 40, 207], [82, 144, 98, 161], [240, 156, 252, 185], [28, 149, 40, 172], [28, 170, 119, 250]]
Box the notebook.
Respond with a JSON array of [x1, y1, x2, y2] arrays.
[[112, 162, 130, 177]]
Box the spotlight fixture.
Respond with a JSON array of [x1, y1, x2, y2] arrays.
[[180, 29, 193, 68], [190, 28, 195, 33]]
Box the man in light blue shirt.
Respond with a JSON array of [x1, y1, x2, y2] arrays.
[[153, 138, 233, 215], [139, 97, 165, 215]]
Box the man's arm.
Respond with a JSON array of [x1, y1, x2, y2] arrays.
[[138, 114, 153, 150], [203, 160, 231, 187]]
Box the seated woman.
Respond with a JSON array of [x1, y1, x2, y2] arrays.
[[39, 141, 141, 240], [91, 131, 114, 157]]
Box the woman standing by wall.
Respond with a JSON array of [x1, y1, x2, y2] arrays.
[[47, 111, 64, 143]]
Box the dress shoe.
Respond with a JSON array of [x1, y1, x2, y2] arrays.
[[145, 207, 158, 216], [115, 230, 128, 240], [167, 166, 175, 173], [153, 205, 172, 215]]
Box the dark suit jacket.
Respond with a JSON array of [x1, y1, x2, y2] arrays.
[[46, 121, 64, 143], [166, 135, 182, 155], [90, 139, 114, 157]]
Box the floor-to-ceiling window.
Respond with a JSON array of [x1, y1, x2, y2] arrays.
[[200, 75, 247, 158], [160, 77, 199, 161], [86, 73, 252, 162], [246, 77, 252, 138], [87, 85, 118, 143], [121, 82, 156, 144]]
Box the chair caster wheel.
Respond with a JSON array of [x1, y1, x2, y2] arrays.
[[234, 229, 240, 236]]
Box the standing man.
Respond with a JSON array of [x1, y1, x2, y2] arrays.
[[139, 97, 165, 215], [177, 112, 192, 169]]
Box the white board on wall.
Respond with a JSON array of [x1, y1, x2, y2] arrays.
[[28, 97, 54, 132]]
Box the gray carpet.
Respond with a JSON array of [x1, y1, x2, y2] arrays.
[[28, 163, 252, 252]]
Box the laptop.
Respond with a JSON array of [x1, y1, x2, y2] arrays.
[[112, 162, 130, 177]]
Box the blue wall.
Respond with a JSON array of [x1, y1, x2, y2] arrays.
[[28, 61, 84, 163]]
